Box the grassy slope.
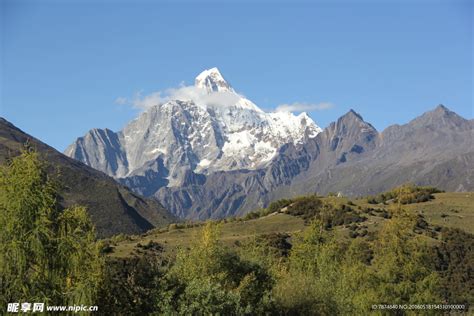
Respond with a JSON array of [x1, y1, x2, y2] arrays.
[[112, 213, 305, 257], [401, 192, 474, 233], [111, 192, 474, 258]]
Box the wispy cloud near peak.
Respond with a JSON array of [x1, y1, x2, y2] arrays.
[[275, 102, 334, 113]]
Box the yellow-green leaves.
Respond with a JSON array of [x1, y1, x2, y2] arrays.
[[0, 149, 103, 307]]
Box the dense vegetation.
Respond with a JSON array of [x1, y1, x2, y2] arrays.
[[0, 151, 472, 315], [366, 184, 443, 205], [0, 149, 103, 308], [431, 228, 474, 306], [100, 216, 472, 315], [242, 195, 367, 229]]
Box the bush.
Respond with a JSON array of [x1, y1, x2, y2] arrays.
[[98, 255, 166, 315], [168, 223, 181, 230], [99, 242, 115, 254], [267, 198, 293, 214], [243, 211, 261, 221], [349, 231, 359, 238], [111, 233, 132, 243], [415, 215, 429, 230], [367, 184, 443, 205], [286, 196, 323, 220], [142, 240, 163, 251], [255, 233, 292, 257], [431, 228, 474, 307], [284, 196, 367, 229]]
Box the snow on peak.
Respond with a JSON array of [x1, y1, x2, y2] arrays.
[[69, 68, 323, 185], [195, 67, 234, 93], [174, 69, 322, 168]]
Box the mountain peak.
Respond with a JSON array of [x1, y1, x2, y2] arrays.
[[331, 109, 377, 135], [409, 104, 468, 129], [342, 109, 364, 122], [422, 104, 460, 119], [195, 67, 234, 93], [432, 104, 452, 116]]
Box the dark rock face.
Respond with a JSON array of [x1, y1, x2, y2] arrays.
[[0, 118, 175, 237], [156, 105, 473, 219]]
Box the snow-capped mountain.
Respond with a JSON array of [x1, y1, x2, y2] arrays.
[[195, 67, 235, 93], [65, 68, 322, 189], [65, 76, 473, 220]]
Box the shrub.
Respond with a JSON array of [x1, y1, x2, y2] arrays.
[[168, 223, 179, 230], [431, 228, 474, 307], [267, 198, 293, 214], [243, 211, 261, 221], [286, 196, 323, 220], [367, 184, 443, 205], [349, 231, 359, 238], [97, 255, 166, 315]]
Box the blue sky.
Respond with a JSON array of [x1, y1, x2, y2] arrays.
[[1, 0, 472, 151]]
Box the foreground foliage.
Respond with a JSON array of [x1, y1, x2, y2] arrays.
[[0, 152, 471, 314], [273, 214, 441, 315], [431, 228, 474, 306], [100, 215, 470, 315], [0, 149, 104, 307], [162, 223, 274, 314]]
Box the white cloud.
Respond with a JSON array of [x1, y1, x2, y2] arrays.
[[117, 84, 334, 115], [275, 102, 334, 113], [131, 91, 164, 110], [117, 84, 243, 111], [114, 96, 128, 105]]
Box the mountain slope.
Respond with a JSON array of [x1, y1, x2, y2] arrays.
[[65, 68, 321, 194], [157, 105, 473, 219], [0, 118, 175, 237], [295, 105, 474, 196], [111, 192, 474, 258], [63, 68, 472, 220]]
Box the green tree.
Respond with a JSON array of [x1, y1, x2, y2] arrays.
[[98, 255, 166, 315], [365, 212, 442, 312], [273, 220, 346, 315], [161, 222, 274, 315], [431, 228, 473, 307], [273, 214, 442, 315], [0, 149, 103, 307]]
